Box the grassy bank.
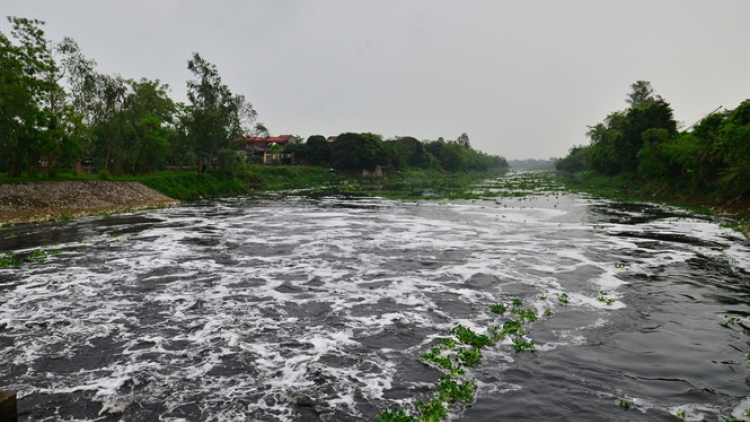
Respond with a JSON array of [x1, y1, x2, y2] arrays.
[[559, 171, 750, 238], [0, 167, 510, 202]]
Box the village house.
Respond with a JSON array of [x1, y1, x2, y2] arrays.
[[233, 135, 296, 164]]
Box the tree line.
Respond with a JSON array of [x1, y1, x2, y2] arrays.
[[1, 17, 508, 178], [1, 17, 258, 177], [287, 132, 508, 173], [556, 80, 750, 198]]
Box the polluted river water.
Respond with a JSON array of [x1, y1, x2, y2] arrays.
[[1, 172, 749, 421]]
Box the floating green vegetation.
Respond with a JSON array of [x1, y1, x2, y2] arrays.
[[557, 292, 570, 304], [619, 400, 630, 410], [499, 319, 525, 337], [0, 248, 58, 267], [0, 252, 22, 268], [437, 377, 476, 404], [512, 337, 535, 352], [489, 303, 507, 315], [457, 347, 483, 367], [420, 347, 465, 376], [435, 337, 457, 349], [597, 292, 615, 306], [451, 325, 494, 348], [615, 262, 627, 269], [415, 397, 448, 422], [511, 308, 539, 322], [377, 408, 416, 422], [378, 299, 556, 421], [674, 409, 687, 419]]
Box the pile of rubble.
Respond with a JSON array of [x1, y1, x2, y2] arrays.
[[0, 181, 179, 225]]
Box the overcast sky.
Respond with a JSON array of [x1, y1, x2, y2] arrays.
[[2, 1, 748, 159]]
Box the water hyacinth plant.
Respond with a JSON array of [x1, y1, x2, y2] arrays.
[[420, 347, 465, 376], [0, 252, 22, 268], [377, 299, 554, 421], [512, 337, 535, 352], [489, 303, 507, 314], [457, 347, 482, 367], [437, 377, 476, 404], [597, 292, 615, 306], [450, 325, 494, 348]]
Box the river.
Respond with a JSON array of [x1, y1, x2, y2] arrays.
[[1, 173, 749, 421]]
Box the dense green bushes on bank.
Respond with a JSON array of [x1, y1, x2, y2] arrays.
[[556, 81, 750, 201]]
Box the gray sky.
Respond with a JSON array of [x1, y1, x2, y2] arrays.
[[2, 1, 748, 159]]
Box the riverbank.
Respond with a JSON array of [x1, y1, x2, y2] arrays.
[[0, 181, 179, 225], [558, 171, 750, 238], [0, 167, 510, 226]]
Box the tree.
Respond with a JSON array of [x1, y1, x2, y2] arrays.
[[392, 136, 428, 168], [457, 132, 471, 149], [636, 128, 675, 180], [305, 135, 331, 166], [90, 73, 127, 173], [122, 78, 175, 174], [185, 53, 255, 172], [439, 141, 468, 171], [252, 122, 269, 138], [0, 17, 61, 176], [584, 82, 677, 175], [331, 132, 387, 171], [714, 100, 750, 196], [626, 80, 655, 108]]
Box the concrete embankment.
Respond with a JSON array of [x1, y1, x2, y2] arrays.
[[0, 181, 179, 225]]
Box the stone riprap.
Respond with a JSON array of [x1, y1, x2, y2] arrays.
[[0, 181, 179, 225]]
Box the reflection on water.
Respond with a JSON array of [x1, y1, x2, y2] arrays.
[[1, 174, 749, 421]]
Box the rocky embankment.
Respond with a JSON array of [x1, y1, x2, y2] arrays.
[[0, 181, 179, 225]]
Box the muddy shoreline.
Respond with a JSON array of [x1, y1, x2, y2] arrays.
[[0, 181, 179, 225]]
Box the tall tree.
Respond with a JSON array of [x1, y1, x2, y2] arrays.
[[122, 78, 175, 174], [0, 17, 60, 176], [626, 80, 655, 108], [457, 132, 471, 149], [185, 53, 255, 173], [331, 132, 387, 171], [90, 73, 127, 173]]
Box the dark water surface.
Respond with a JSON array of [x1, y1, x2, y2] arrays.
[[1, 174, 749, 421]]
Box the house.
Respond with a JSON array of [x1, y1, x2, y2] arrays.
[[233, 135, 296, 164]]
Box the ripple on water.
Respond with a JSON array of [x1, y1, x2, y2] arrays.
[[0, 187, 749, 421]]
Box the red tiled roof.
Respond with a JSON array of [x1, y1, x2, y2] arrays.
[[244, 135, 293, 144]]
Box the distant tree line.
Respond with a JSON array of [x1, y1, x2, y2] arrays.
[[556, 81, 750, 198], [286, 132, 509, 173], [0, 17, 508, 178]]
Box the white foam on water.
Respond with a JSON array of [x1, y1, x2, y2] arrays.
[[1, 185, 748, 420]]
